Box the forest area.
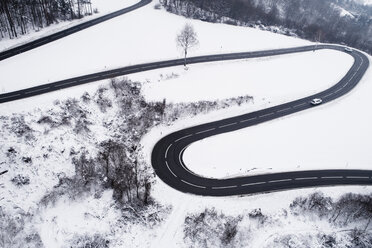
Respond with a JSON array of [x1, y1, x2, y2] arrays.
[[0, 0, 94, 39], [160, 0, 372, 55]]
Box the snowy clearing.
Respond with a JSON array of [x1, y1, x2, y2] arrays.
[[0, 0, 140, 53], [0, 0, 310, 94], [131, 49, 353, 104], [183, 54, 371, 179], [151, 178, 372, 247], [1, 0, 371, 246]]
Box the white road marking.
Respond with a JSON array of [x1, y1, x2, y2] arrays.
[[175, 134, 193, 143], [179, 146, 200, 177], [259, 112, 274, 118], [106, 72, 119, 76], [295, 177, 318, 180], [219, 122, 237, 128], [0, 94, 21, 100], [321, 176, 343, 179], [142, 65, 157, 69], [165, 161, 177, 178], [268, 179, 292, 183], [323, 93, 333, 98], [86, 76, 101, 80], [165, 143, 172, 159], [25, 87, 50, 94], [346, 176, 370, 179], [33, 40, 45, 46], [181, 180, 206, 189], [195, 128, 216, 135], [240, 117, 257, 123], [212, 185, 237, 189], [241, 182, 266, 186], [334, 88, 342, 93], [58, 81, 77, 87], [277, 108, 291, 113], [293, 102, 306, 108]]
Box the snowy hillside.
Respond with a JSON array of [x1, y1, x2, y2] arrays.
[[0, 0, 140, 53], [183, 53, 371, 178], [0, 1, 310, 94], [0, 0, 371, 247]]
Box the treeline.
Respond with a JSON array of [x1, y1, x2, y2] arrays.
[[160, 0, 372, 54], [0, 0, 94, 39], [184, 192, 372, 247]]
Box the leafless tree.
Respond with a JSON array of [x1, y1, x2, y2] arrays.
[[176, 23, 199, 66]]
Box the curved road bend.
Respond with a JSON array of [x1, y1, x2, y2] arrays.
[[0, 45, 361, 104], [151, 45, 371, 196], [0, 37, 370, 196], [0, 0, 151, 62]]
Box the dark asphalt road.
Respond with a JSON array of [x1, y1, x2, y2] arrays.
[[0, 1, 370, 197], [151, 45, 371, 196]]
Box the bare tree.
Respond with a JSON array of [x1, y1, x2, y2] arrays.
[[176, 23, 199, 67]]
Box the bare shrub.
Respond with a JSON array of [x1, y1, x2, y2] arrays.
[[11, 174, 30, 186], [95, 86, 112, 112], [10, 115, 33, 140], [68, 233, 109, 248], [184, 208, 242, 247]]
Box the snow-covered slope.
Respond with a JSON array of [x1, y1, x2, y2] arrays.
[[132, 49, 353, 104], [183, 54, 371, 179], [1, 0, 371, 247], [0, 0, 140, 53], [0, 1, 310, 94]]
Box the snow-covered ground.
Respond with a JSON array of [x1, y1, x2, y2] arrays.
[[151, 181, 372, 247], [0, 0, 310, 94], [0, 0, 140, 53], [182, 54, 371, 179], [132, 49, 353, 103], [1, 0, 371, 247]]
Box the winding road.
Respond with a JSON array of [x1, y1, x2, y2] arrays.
[[0, 0, 370, 196], [151, 45, 371, 196]]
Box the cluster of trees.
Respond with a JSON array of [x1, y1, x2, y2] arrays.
[[0, 207, 42, 248], [161, 0, 372, 54], [73, 142, 153, 205], [0, 0, 94, 39], [291, 192, 372, 231], [33, 77, 253, 208], [184, 208, 243, 247], [185, 193, 372, 248]]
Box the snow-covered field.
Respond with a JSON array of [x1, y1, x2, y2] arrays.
[[0, 1, 310, 94], [1, 0, 371, 247], [183, 54, 371, 178], [0, 0, 140, 53], [133, 49, 353, 104], [151, 181, 372, 247]]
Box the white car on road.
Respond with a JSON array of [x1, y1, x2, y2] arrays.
[[310, 98, 323, 105], [344, 47, 353, 52]]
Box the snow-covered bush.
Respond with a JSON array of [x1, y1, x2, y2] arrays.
[[0, 208, 41, 248], [95, 86, 112, 112], [9, 115, 34, 140], [290, 192, 333, 218], [81, 91, 91, 103], [154, 3, 162, 10], [38, 98, 92, 134], [184, 208, 242, 247], [68, 233, 109, 248], [11, 174, 30, 186]]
